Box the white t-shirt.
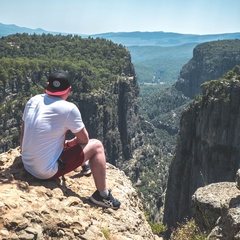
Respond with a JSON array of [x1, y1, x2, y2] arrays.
[[21, 94, 85, 179]]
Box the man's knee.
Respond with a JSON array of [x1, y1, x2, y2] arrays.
[[94, 139, 104, 151], [89, 139, 104, 152]]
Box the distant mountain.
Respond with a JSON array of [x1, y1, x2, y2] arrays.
[[91, 31, 240, 47], [1, 23, 240, 47], [0, 23, 54, 36], [0, 23, 88, 38]]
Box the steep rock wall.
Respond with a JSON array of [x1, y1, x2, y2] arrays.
[[163, 73, 240, 232], [75, 76, 140, 166]]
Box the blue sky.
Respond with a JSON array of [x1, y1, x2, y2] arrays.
[[1, 0, 240, 35]]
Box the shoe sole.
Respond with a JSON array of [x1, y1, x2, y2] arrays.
[[89, 196, 120, 209], [83, 169, 92, 176]]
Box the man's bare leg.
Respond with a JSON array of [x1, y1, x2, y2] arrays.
[[82, 139, 107, 191], [82, 139, 121, 209]]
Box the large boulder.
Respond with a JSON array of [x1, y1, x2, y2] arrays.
[[192, 182, 240, 239]]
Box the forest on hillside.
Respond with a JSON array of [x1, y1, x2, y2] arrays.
[[0, 33, 133, 94]]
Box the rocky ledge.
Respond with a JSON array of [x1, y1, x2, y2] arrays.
[[0, 148, 161, 240], [192, 182, 240, 239]]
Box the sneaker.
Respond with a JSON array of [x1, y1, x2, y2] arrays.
[[82, 161, 91, 176], [90, 190, 121, 209]]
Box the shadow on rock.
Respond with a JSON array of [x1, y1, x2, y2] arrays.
[[0, 153, 90, 205]]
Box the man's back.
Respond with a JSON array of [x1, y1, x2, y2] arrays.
[[21, 94, 84, 179]]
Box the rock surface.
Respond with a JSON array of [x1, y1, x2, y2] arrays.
[[0, 148, 161, 240], [192, 182, 240, 240], [164, 74, 240, 233]]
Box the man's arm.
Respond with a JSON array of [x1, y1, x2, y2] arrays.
[[66, 127, 89, 147]]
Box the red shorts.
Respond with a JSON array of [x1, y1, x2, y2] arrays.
[[48, 144, 85, 179]]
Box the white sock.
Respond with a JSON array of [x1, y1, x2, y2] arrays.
[[99, 189, 109, 198]]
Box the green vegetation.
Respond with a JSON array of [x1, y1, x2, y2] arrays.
[[124, 121, 177, 222], [128, 43, 196, 84], [201, 65, 240, 94], [141, 85, 190, 120], [144, 211, 167, 236], [199, 65, 240, 106], [100, 228, 111, 239], [194, 40, 240, 68], [170, 219, 207, 240], [0, 33, 133, 94]]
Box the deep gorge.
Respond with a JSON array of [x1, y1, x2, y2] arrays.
[[1, 34, 240, 238]]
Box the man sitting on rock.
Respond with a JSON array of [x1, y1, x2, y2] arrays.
[[20, 70, 121, 209]]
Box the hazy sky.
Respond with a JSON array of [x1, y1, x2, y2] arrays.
[[1, 0, 240, 35]]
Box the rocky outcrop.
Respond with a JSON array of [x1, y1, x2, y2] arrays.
[[175, 40, 240, 98], [163, 69, 240, 234], [0, 147, 161, 240], [192, 182, 240, 239]]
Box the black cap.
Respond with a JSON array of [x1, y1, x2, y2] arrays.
[[46, 70, 70, 96]]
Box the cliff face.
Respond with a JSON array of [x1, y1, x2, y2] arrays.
[[72, 76, 140, 166], [0, 147, 161, 240], [175, 40, 240, 98], [163, 68, 240, 232]]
